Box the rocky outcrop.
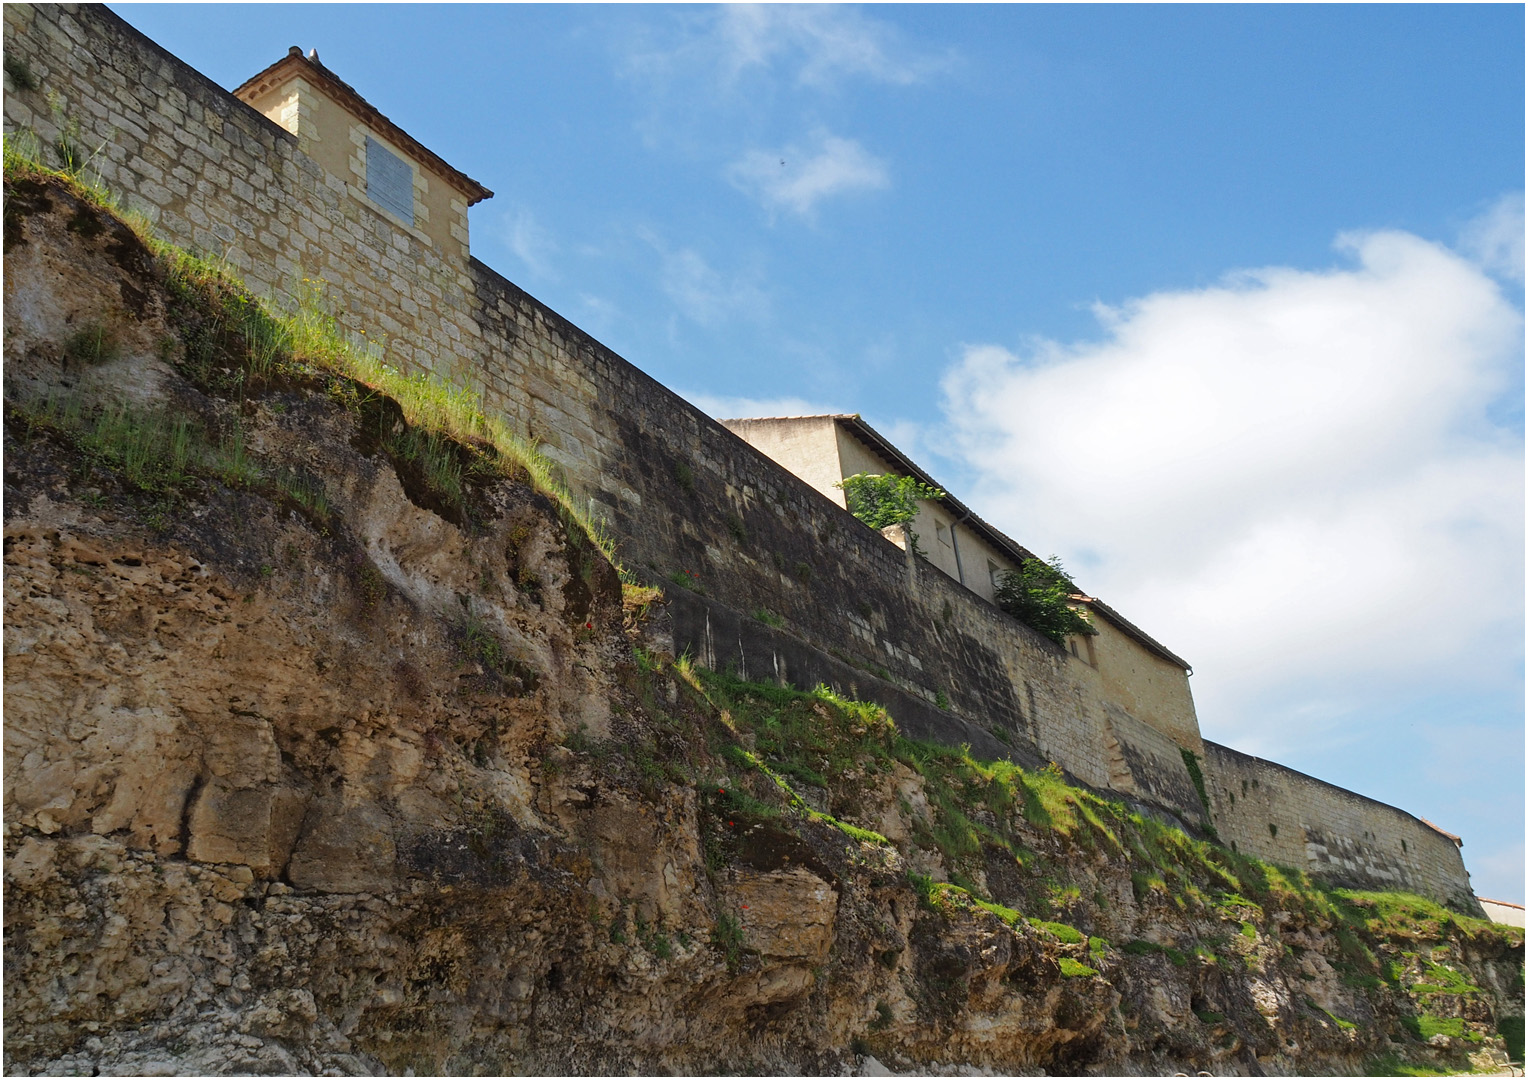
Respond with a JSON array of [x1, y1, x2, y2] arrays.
[[4, 172, 1522, 1076]]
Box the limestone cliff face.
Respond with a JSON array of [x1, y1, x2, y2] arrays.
[[3, 173, 1522, 1077]]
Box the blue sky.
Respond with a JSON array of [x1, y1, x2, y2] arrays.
[[110, 4, 1524, 903]]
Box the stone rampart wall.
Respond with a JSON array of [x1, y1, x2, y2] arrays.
[[5, 2, 1181, 818], [1, 3, 484, 383], [468, 252, 1201, 816], [1203, 742, 1479, 913], [2, 3, 1477, 907]]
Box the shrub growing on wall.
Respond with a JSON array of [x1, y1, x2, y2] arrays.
[[837, 472, 945, 554], [995, 556, 1097, 646]]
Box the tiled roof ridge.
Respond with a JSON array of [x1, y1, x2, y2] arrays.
[[233, 47, 493, 205]]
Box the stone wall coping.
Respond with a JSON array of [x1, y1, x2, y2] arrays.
[[71, 3, 296, 149], [1204, 738, 1463, 847]]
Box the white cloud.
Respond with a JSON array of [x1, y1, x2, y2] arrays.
[[641, 231, 769, 327], [626, 5, 952, 92], [1460, 191, 1525, 284], [713, 5, 952, 88], [680, 391, 840, 420], [729, 130, 889, 218], [502, 208, 559, 281], [573, 293, 620, 337], [1472, 842, 1526, 904], [940, 223, 1523, 755]]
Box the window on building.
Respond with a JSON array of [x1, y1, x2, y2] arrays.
[[366, 136, 414, 225], [987, 560, 1002, 592], [935, 521, 951, 547]]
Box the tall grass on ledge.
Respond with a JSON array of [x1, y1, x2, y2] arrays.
[[13, 392, 266, 497], [3, 130, 620, 568], [271, 279, 617, 561]]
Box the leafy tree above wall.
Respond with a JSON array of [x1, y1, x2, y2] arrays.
[[836, 472, 945, 556], [995, 556, 1097, 646]]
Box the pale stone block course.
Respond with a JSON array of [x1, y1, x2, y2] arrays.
[[137, 178, 172, 206], [106, 110, 148, 142], [131, 158, 165, 184]]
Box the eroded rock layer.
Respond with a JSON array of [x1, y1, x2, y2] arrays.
[[4, 173, 1522, 1077]]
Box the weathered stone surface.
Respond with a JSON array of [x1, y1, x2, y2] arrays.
[[726, 865, 838, 962], [286, 797, 397, 894], [2, 50, 1520, 1080], [0, 0, 1482, 910]]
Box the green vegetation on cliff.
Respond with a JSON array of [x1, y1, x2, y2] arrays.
[[5, 135, 1520, 1078], [686, 664, 1511, 939], [4, 136, 618, 568], [607, 657, 1522, 1074]]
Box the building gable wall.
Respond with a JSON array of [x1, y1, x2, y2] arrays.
[[236, 69, 468, 261], [1089, 617, 1202, 753]]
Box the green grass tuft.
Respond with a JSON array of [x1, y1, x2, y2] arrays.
[[1028, 919, 1085, 945], [64, 321, 121, 366], [1363, 1053, 1447, 1077], [973, 898, 1024, 926], [1401, 1014, 1466, 1041], [710, 913, 744, 973]]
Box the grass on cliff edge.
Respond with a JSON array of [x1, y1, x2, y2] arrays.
[[673, 664, 1520, 1071], [8, 130, 1518, 960], [2, 134, 619, 567], [672, 663, 1519, 958]]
